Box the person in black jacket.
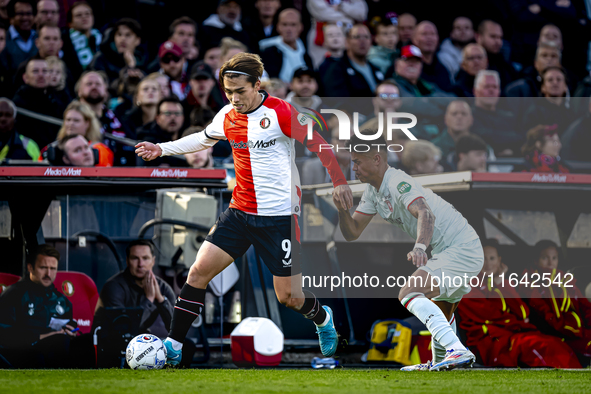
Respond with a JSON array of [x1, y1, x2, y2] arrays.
[[93, 239, 194, 367], [260, 8, 313, 84], [90, 18, 147, 84], [136, 96, 186, 167], [411, 21, 454, 93], [12, 58, 67, 148], [0, 245, 79, 368], [323, 23, 384, 105]]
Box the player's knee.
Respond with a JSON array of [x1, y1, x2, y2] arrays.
[[187, 263, 210, 287], [277, 292, 298, 308]]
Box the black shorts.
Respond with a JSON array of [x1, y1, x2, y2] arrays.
[[205, 208, 301, 277]]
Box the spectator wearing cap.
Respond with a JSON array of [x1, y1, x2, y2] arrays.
[[475, 20, 516, 90], [156, 40, 191, 101], [452, 43, 487, 97], [182, 61, 224, 129], [286, 66, 322, 111], [260, 8, 313, 84], [367, 19, 398, 74], [0, 97, 40, 162], [411, 21, 454, 92], [390, 44, 445, 98], [438, 17, 475, 78], [90, 18, 147, 83], [472, 70, 521, 157], [323, 24, 384, 101], [199, 0, 254, 52], [243, 0, 281, 45]]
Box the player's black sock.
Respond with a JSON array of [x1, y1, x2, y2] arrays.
[[169, 283, 206, 343], [299, 290, 328, 325]]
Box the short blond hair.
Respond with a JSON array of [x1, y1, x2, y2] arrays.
[[45, 56, 67, 91], [401, 140, 441, 171]]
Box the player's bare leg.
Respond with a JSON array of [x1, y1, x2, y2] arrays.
[[274, 274, 338, 357], [399, 269, 474, 371], [163, 241, 235, 366]]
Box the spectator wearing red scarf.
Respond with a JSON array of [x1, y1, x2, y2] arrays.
[[520, 124, 570, 173]]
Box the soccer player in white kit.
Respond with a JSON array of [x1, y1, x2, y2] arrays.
[[136, 53, 353, 365], [334, 131, 484, 371]]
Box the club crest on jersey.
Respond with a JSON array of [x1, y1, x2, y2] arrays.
[[260, 117, 271, 129]]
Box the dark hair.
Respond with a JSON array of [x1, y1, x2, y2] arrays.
[[66, 1, 92, 25], [169, 16, 197, 38], [219, 52, 264, 90], [370, 19, 395, 36], [540, 65, 566, 84], [0, 21, 8, 32], [456, 134, 487, 155], [482, 238, 500, 249], [157, 96, 182, 115], [477, 19, 500, 36], [7, 0, 36, 19], [38, 23, 61, 37], [114, 17, 142, 39], [533, 239, 558, 261], [521, 124, 558, 157], [27, 244, 60, 267], [126, 239, 155, 260]]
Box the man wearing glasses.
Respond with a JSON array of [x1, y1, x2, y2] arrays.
[[35, 0, 59, 28], [3, 0, 37, 73], [157, 40, 191, 100], [137, 96, 186, 166]]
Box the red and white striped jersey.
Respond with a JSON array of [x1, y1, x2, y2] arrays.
[[158, 91, 347, 216]]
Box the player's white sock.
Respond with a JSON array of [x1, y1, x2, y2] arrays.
[[167, 337, 183, 351], [432, 316, 455, 362], [402, 293, 465, 351]]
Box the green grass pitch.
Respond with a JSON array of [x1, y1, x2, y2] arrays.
[[0, 369, 589, 394]]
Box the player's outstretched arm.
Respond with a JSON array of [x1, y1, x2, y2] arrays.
[[333, 193, 373, 241], [135, 142, 162, 161], [407, 198, 436, 267]]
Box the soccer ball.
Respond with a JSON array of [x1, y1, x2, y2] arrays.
[[126, 334, 167, 370]]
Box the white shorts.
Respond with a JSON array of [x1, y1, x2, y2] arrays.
[[418, 238, 484, 303]]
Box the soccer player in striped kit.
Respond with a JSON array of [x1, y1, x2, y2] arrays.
[[136, 53, 353, 365]]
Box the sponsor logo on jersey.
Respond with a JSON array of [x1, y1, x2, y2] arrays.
[[297, 113, 309, 126], [260, 117, 271, 129], [229, 139, 276, 149], [44, 167, 82, 176], [397, 181, 411, 194], [150, 169, 188, 178], [62, 280, 75, 296]]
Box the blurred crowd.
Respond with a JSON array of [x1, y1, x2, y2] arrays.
[[1, 0, 590, 175]]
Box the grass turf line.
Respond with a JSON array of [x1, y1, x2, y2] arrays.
[[0, 369, 589, 394]]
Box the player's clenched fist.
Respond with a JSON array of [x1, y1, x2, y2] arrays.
[[135, 142, 162, 161]]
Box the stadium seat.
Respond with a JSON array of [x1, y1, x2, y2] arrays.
[[54, 272, 99, 334], [0, 273, 20, 295]]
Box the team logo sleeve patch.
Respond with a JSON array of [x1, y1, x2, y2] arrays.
[[397, 181, 412, 194]]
